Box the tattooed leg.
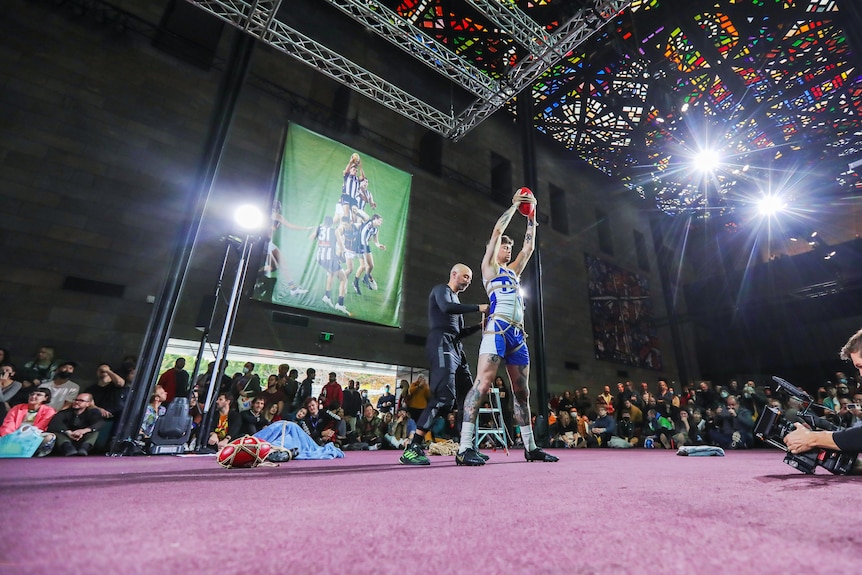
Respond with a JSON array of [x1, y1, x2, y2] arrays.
[[507, 363, 532, 427], [458, 353, 499, 452]]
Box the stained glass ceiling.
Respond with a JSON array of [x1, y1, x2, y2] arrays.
[[520, 0, 862, 218], [192, 0, 862, 219]]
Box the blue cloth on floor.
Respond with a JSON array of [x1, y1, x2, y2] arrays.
[[254, 421, 344, 460], [676, 445, 725, 457]]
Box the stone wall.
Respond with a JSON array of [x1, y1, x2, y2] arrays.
[[0, 0, 685, 394]]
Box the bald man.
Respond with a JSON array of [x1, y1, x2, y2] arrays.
[[400, 264, 488, 465]]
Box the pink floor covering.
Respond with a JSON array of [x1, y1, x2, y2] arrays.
[[0, 448, 860, 575]]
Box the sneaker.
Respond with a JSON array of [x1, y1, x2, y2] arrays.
[[400, 443, 430, 465], [289, 287, 308, 296], [524, 448, 558, 462], [455, 447, 485, 466], [334, 303, 351, 316], [368, 278, 378, 290], [362, 275, 372, 289], [352, 278, 362, 296], [322, 295, 333, 307]]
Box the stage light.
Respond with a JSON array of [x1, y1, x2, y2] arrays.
[[693, 149, 720, 172], [757, 195, 786, 217], [234, 204, 264, 231]]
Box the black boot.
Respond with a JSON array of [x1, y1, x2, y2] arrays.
[[455, 447, 485, 466], [525, 447, 559, 462]]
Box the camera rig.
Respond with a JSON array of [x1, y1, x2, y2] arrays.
[[753, 376, 857, 475]]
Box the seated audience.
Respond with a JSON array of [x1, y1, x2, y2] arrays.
[[587, 404, 616, 447], [296, 397, 341, 446], [355, 404, 383, 447], [0, 388, 56, 456], [0, 364, 22, 419], [138, 392, 164, 442], [240, 397, 270, 436], [47, 392, 104, 456], [384, 407, 416, 449], [39, 361, 80, 412], [206, 393, 241, 450], [21, 346, 60, 385]]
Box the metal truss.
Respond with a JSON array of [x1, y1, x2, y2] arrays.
[[448, 0, 633, 139], [320, 0, 499, 99], [186, 0, 629, 140], [464, 0, 549, 55]]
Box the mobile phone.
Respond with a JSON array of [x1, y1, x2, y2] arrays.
[[847, 403, 860, 411]]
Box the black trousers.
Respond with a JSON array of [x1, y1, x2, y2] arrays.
[[417, 332, 473, 432]]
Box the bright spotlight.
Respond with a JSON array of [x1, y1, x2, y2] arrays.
[[693, 149, 720, 172], [757, 196, 786, 217], [234, 204, 264, 231]]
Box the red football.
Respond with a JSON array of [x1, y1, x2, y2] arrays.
[[217, 436, 272, 468], [517, 187, 535, 217]]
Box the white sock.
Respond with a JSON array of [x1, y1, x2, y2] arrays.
[[520, 425, 537, 451], [458, 421, 475, 453]]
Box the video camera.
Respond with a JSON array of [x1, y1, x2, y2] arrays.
[[753, 376, 857, 475]]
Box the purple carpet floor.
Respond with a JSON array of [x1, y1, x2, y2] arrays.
[[0, 449, 859, 575]]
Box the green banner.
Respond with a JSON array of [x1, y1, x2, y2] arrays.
[[252, 124, 412, 327]]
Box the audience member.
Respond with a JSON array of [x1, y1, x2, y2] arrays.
[[0, 388, 56, 456], [587, 404, 616, 447], [39, 361, 80, 412], [48, 393, 104, 456], [240, 397, 270, 436], [0, 364, 22, 418], [291, 368, 315, 413], [406, 374, 431, 423], [234, 362, 262, 411], [296, 397, 340, 446], [138, 392, 164, 441], [260, 374, 288, 416], [376, 384, 395, 415], [319, 372, 343, 411], [355, 404, 383, 447], [206, 393, 241, 450], [342, 379, 362, 436], [156, 358, 189, 404], [384, 407, 416, 449], [281, 367, 300, 412], [21, 346, 60, 385]]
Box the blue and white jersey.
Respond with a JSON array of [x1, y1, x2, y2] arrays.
[[483, 266, 524, 325]]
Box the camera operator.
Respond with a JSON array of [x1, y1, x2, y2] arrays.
[[784, 328, 862, 455]]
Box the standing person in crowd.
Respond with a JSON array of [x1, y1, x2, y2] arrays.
[[156, 358, 189, 404], [292, 368, 315, 413], [406, 374, 431, 423], [377, 384, 396, 415], [319, 372, 344, 411], [85, 363, 127, 451], [341, 380, 362, 438], [456, 192, 557, 465], [399, 263, 487, 466]]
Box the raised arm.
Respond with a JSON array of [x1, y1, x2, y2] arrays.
[[509, 210, 536, 276], [482, 205, 518, 280]]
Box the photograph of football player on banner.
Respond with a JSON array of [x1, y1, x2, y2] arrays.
[[252, 124, 412, 328]]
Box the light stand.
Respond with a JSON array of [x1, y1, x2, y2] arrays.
[[195, 229, 259, 452]]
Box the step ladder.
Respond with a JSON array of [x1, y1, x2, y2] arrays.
[[475, 386, 509, 455]]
